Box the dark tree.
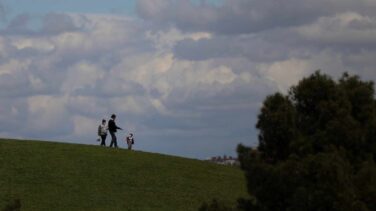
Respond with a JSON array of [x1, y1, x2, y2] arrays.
[[256, 93, 296, 163], [237, 71, 376, 211]]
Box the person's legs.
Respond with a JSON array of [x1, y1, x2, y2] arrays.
[[110, 132, 118, 148], [114, 134, 118, 148], [109, 132, 116, 147], [100, 135, 107, 146]]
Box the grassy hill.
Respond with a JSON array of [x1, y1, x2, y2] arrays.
[[0, 139, 247, 210]]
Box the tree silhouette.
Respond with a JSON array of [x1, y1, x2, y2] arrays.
[[237, 71, 376, 211]]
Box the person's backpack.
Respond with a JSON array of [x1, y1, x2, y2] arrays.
[[97, 125, 101, 136]]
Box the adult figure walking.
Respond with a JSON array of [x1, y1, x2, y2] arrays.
[[98, 119, 108, 146], [108, 114, 122, 148]]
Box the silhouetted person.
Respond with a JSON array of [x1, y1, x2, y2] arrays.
[[126, 133, 135, 150], [98, 119, 108, 146], [108, 114, 122, 148]]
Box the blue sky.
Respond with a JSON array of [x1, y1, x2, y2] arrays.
[[2, 0, 223, 17], [3, 0, 136, 16], [0, 0, 375, 159]]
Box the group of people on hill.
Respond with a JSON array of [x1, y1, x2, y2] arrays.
[[97, 114, 135, 150]]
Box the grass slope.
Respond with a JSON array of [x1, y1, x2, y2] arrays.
[[0, 139, 247, 210]]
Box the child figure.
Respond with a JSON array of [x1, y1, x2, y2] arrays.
[[126, 133, 135, 150], [98, 119, 108, 146]]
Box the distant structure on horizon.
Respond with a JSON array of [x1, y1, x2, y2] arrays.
[[206, 155, 239, 166]]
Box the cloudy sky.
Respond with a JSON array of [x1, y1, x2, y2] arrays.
[[0, 0, 376, 159]]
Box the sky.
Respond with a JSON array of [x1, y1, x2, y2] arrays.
[[0, 0, 376, 159]]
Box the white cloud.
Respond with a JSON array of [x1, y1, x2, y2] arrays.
[[257, 50, 349, 93], [26, 95, 69, 133], [146, 28, 212, 53], [258, 58, 311, 92], [150, 98, 170, 115], [197, 65, 237, 85], [0, 58, 31, 75], [109, 96, 151, 115], [72, 115, 97, 137], [297, 12, 376, 44], [44, 14, 141, 57], [28, 74, 45, 91], [12, 37, 55, 52], [66, 96, 106, 116], [61, 61, 104, 94]]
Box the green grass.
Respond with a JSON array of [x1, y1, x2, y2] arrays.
[[0, 139, 247, 210]]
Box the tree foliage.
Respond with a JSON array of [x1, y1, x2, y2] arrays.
[[237, 71, 376, 211]]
